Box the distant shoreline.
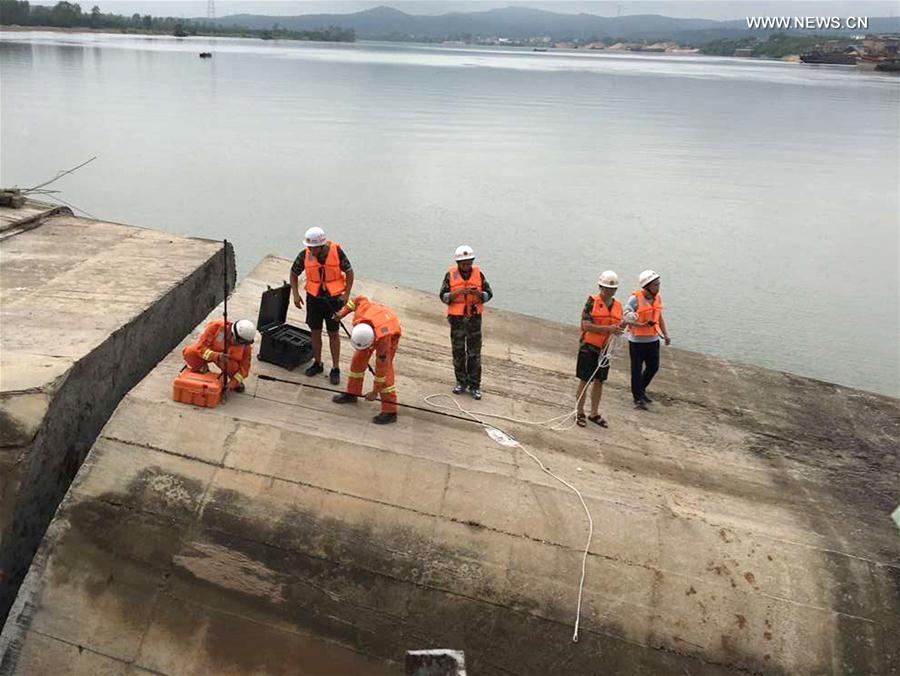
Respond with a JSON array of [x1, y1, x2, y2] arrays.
[[2, 25, 146, 34], [0, 26, 352, 42], [0, 27, 828, 65]]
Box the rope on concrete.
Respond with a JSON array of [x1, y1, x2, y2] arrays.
[[258, 336, 620, 642], [421, 336, 620, 642], [425, 336, 620, 432], [256, 373, 481, 425]]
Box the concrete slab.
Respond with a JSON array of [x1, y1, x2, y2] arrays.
[[0, 204, 233, 624], [2, 254, 898, 675]]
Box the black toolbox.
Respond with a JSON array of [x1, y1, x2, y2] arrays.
[[256, 282, 313, 370]]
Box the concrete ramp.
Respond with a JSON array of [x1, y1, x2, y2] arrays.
[[2, 255, 897, 675]]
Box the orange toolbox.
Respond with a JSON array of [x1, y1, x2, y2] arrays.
[[172, 370, 223, 408]]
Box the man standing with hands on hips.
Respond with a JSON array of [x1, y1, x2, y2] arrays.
[[290, 226, 354, 385], [624, 269, 671, 410]]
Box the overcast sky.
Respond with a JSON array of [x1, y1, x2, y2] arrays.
[[85, 1, 899, 20]]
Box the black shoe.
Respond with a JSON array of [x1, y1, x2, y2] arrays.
[[372, 412, 397, 425], [469, 388, 482, 400], [452, 383, 467, 395], [329, 368, 341, 385], [634, 399, 648, 411], [305, 361, 324, 377], [641, 393, 653, 403], [234, 383, 245, 393], [332, 393, 358, 404]]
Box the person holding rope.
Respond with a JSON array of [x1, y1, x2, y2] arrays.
[[576, 271, 624, 428], [290, 226, 354, 385], [331, 295, 402, 425], [624, 269, 671, 410]]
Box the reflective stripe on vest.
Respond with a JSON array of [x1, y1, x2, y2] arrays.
[[353, 299, 401, 340], [447, 264, 483, 316], [630, 288, 662, 337], [304, 241, 346, 296], [582, 295, 622, 349]]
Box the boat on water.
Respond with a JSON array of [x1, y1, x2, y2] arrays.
[[875, 58, 900, 72], [800, 50, 857, 65], [857, 55, 881, 70]]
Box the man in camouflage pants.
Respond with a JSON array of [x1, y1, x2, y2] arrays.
[[440, 245, 493, 400]]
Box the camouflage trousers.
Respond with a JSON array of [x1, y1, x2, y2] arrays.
[[448, 314, 482, 389]]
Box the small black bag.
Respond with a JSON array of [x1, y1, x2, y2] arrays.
[[256, 282, 312, 370]]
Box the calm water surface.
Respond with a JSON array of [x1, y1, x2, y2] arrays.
[[2, 33, 898, 395]]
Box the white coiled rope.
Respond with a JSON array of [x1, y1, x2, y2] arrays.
[[424, 335, 620, 642]]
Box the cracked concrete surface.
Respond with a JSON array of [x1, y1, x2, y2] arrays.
[[2, 255, 897, 675]]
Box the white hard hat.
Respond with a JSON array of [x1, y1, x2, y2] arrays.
[[350, 323, 375, 350], [639, 269, 660, 287], [454, 244, 475, 262], [303, 226, 327, 248], [232, 319, 256, 345], [598, 270, 619, 289]]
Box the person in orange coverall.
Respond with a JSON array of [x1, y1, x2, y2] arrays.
[[182, 318, 255, 392], [330, 296, 401, 424]]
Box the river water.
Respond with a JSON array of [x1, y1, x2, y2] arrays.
[[2, 32, 898, 396]]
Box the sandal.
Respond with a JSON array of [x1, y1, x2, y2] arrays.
[[588, 414, 608, 428], [576, 412, 587, 428]]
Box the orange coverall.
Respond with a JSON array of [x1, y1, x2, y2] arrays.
[[337, 296, 401, 414], [182, 318, 252, 391]]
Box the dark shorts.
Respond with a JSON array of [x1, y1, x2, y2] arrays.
[[576, 346, 610, 382], [306, 294, 343, 331]]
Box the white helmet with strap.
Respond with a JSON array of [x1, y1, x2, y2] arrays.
[[598, 270, 619, 289], [232, 319, 256, 345], [350, 323, 375, 350], [454, 244, 475, 262], [639, 269, 660, 288], [303, 226, 328, 248]]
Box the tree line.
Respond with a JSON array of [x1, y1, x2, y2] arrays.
[[0, 0, 355, 42], [700, 33, 824, 57]]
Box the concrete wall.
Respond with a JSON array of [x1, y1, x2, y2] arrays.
[[0, 208, 234, 623]]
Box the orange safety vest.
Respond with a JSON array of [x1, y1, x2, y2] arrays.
[[447, 264, 483, 316], [630, 288, 662, 338], [353, 298, 401, 341], [305, 241, 347, 296], [581, 295, 622, 349]]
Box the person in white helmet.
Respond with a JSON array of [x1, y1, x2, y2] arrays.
[[439, 244, 493, 400], [575, 271, 625, 428], [330, 295, 402, 425], [624, 269, 670, 410], [290, 226, 354, 385], [182, 318, 256, 393]]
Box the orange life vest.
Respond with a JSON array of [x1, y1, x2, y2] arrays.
[[304, 241, 347, 296], [630, 288, 662, 338], [447, 264, 483, 316], [353, 297, 401, 341], [581, 295, 622, 349]]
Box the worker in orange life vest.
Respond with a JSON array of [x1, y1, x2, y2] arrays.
[[439, 245, 493, 400], [331, 295, 401, 425], [624, 269, 671, 410], [575, 271, 624, 428], [290, 226, 354, 385], [182, 318, 255, 392]]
